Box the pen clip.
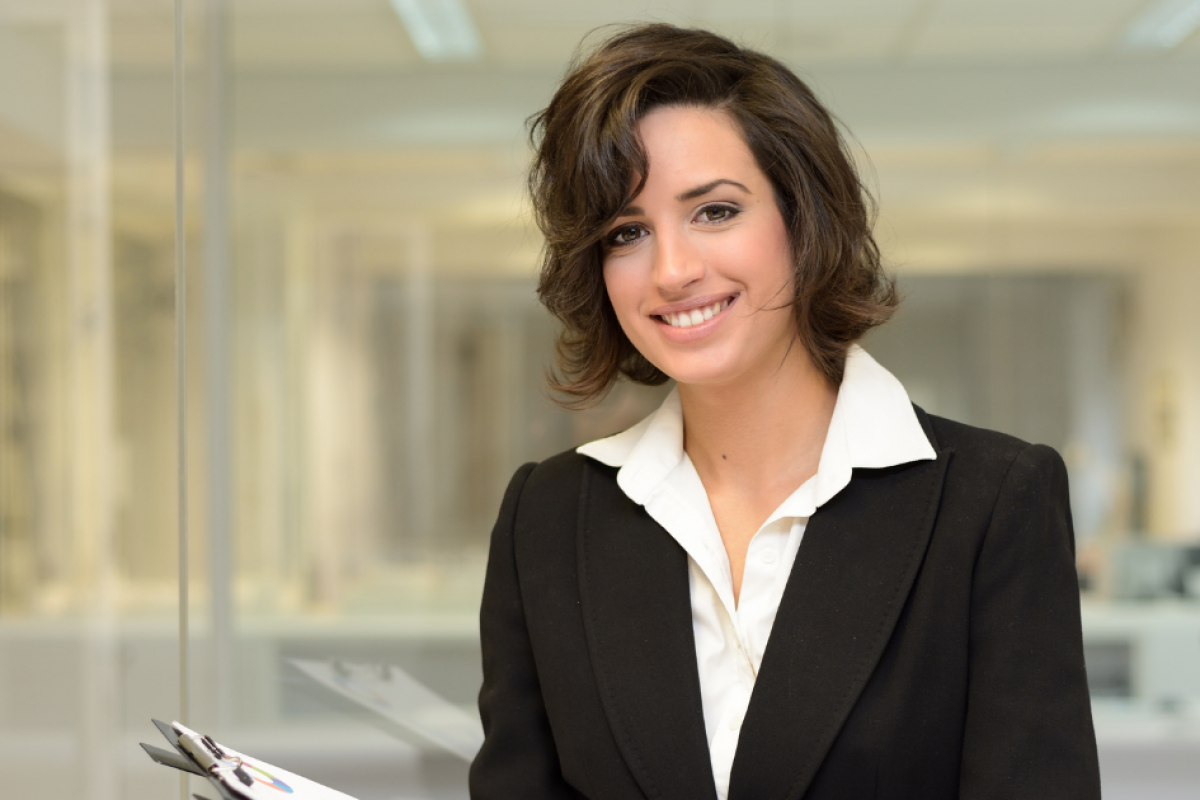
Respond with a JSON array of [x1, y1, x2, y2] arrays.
[[211, 754, 254, 787]]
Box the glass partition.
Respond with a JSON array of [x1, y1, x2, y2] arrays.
[[0, 0, 180, 797]]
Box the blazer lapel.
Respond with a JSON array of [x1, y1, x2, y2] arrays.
[[728, 449, 952, 800], [577, 460, 719, 800]]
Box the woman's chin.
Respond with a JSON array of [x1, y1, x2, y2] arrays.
[[651, 355, 746, 390]]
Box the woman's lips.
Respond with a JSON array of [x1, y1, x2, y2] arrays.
[[653, 295, 736, 329], [649, 294, 738, 342]]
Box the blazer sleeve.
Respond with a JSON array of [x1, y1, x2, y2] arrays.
[[469, 463, 578, 800], [958, 443, 1101, 799]]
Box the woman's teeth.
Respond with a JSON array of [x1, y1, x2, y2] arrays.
[[661, 298, 731, 329]]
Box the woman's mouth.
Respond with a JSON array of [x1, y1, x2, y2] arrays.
[[655, 296, 735, 329]]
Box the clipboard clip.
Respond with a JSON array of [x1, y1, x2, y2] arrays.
[[174, 724, 255, 787]]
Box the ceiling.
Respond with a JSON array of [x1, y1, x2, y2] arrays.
[[86, 0, 1200, 70], [1, 0, 1199, 275]]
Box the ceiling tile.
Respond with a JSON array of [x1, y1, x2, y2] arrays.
[[912, 23, 1110, 59], [470, 0, 694, 26], [232, 11, 415, 69], [483, 25, 593, 67]]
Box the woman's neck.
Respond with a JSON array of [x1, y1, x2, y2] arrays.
[[679, 345, 837, 501]]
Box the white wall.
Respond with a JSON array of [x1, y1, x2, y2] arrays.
[[1131, 261, 1200, 538]]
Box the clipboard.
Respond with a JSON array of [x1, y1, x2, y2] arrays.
[[141, 719, 361, 800]]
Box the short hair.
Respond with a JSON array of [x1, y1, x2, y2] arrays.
[[529, 23, 898, 407]]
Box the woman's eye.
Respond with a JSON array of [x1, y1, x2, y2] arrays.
[[607, 224, 645, 247], [698, 204, 737, 223]]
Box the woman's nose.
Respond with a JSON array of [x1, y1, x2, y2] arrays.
[[652, 230, 705, 291]]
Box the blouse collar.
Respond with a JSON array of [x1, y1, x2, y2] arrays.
[[577, 345, 936, 515]]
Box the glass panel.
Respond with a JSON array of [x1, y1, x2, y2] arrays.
[[0, 1, 180, 798]]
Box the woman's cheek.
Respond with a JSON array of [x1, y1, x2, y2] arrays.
[[602, 264, 643, 335]]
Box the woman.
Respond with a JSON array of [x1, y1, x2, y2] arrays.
[[470, 23, 1100, 800]]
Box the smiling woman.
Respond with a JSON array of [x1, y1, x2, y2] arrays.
[[528, 23, 898, 408], [470, 23, 1101, 800]]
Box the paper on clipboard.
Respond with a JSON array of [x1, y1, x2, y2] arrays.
[[287, 658, 483, 762]]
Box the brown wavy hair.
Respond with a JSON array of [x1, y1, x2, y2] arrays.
[[529, 23, 898, 407]]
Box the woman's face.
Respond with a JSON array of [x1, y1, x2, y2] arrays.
[[602, 105, 799, 390]]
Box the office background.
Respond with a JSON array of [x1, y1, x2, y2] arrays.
[[1, 0, 1199, 798]]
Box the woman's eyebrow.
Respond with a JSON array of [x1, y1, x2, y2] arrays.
[[617, 178, 753, 217], [677, 178, 750, 201]]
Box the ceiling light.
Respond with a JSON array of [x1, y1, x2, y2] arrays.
[[390, 0, 482, 62], [1122, 0, 1200, 50]]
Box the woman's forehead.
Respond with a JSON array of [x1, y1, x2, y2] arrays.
[[628, 107, 762, 194]]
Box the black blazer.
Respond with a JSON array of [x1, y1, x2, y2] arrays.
[[469, 408, 1101, 800]]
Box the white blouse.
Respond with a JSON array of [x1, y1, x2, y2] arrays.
[[577, 345, 936, 800]]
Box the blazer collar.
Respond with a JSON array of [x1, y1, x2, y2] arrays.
[[577, 459, 719, 800]]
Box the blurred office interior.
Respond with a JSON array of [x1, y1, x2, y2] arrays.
[[2, 0, 1200, 798]]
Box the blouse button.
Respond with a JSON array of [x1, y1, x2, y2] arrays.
[[761, 550, 777, 564]]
